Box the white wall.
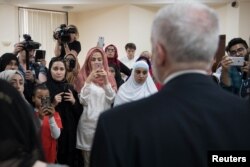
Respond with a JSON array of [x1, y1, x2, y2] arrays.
[[128, 5, 158, 59], [239, 1, 250, 45], [0, 5, 19, 56], [73, 5, 130, 66], [71, 5, 158, 67], [213, 1, 250, 45]]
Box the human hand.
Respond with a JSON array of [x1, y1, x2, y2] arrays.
[[221, 55, 233, 72], [13, 42, 24, 55], [96, 69, 108, 84], [42, 106, 55, 118], [25, 70, 35, 82], [63, 89, 76, 105], [53, 92, 64, 106], [39, 59, 46, 66], [241, 61, 250, 73]]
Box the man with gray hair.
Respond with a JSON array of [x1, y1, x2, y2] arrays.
[[90, 3, 250, 167]]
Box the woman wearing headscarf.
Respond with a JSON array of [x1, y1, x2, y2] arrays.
[[0, 79, 44, 166], [45, 57, 83, 167], [114, 60, 158, 106], [76, 47, 116, 167], [0, 69, 25, 99], [0, 53, 19, 72], [104, 44, 131, 88]]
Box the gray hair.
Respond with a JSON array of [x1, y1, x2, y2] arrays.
[[151, 3, 219, 63]]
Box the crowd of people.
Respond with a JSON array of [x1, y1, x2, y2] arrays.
[[0, 2, 250, 167]]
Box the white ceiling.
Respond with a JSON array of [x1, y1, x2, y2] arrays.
[[0, 0, 239, 12]]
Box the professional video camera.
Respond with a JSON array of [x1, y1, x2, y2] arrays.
[[21, 34, 41, 51], [53, 24, 76, 43]]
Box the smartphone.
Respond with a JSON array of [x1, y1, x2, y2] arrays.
[[97, 36, 104, 48], [95, 62, 103, 70], [41, 96, 51, 108], [230, 57, 244, 66], [35, 50, 46, 62]]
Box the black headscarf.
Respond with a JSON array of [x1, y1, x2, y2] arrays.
[[46, 57, 68, 99], [108, 63, 124, 88], [0, 53, 19, 72], [0, 79, 44, 167]]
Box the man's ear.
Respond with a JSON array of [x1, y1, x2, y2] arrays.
[[155, 42, 168, 67]]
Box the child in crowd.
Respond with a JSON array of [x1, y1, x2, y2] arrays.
[[32, 84, 62, 163]]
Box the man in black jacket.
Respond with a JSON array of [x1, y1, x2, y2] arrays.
[[90, 3, 250, 167]]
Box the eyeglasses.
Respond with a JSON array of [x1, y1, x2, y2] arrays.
[[107, 48, 115, 52], [229, 47, 245, 56]]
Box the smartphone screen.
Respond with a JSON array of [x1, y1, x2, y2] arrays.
[[230, 57, 244, 66], [95, 63, 103, 70], [35, 50, 46, 62], [41, 96, 51, 108]]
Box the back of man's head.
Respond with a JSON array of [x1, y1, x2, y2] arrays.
[[151, 3, 219, 65], [226, 38, 248, 52]]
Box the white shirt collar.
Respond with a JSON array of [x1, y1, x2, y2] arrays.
[[163, 70, 207, 85]]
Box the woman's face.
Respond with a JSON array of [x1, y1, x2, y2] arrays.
[[10, 73, 24, 94], [134, 67, 148, 84], [5, 60, 18, 71], [50, 61, 66, 81], [106, 46, 115, 58], [90, 52, 103, 71]]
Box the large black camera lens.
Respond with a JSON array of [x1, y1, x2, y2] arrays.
[[69, 59, 76, 69]]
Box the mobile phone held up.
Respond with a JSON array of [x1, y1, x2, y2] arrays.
[[35, 50, 46, 62], [97, 36, 104, 48], [230, 57, 244, 66], [41, 96, 51, 108]]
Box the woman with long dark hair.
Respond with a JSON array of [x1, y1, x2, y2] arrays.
[[45, 57, 83, 166]]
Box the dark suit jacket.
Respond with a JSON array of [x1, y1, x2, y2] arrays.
[[90, 73, 250, 167]]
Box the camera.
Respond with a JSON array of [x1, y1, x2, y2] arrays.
[[53, 24, 76, 43], [69, 59, 76, 69], [21, 34, 41, 51]]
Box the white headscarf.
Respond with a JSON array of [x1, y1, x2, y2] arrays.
[[0, 70, 24, 82], [114, 61, 158, 107], [0, 70, 25, 99]]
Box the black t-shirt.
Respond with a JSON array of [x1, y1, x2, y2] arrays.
[[59, 40, 81, 59]]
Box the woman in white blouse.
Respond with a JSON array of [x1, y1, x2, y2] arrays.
[[76, 47, 116, 167], [114, 60, 158, 106]]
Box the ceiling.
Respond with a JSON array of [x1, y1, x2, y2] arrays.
[[0, 0, 238, 12]]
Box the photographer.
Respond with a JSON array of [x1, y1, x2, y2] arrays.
[[218, 38, 250, 98], [13, 34, 48, 103], [54, 24, 81, 59], [64, 51, 80, 87]]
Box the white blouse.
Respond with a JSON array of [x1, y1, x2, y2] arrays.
[[76, 82, 115, 151]]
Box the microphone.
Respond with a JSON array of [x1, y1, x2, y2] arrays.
[[242, 48, 250, 80]]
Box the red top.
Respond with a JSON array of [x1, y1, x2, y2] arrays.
[[36, 112, 63, 163]]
